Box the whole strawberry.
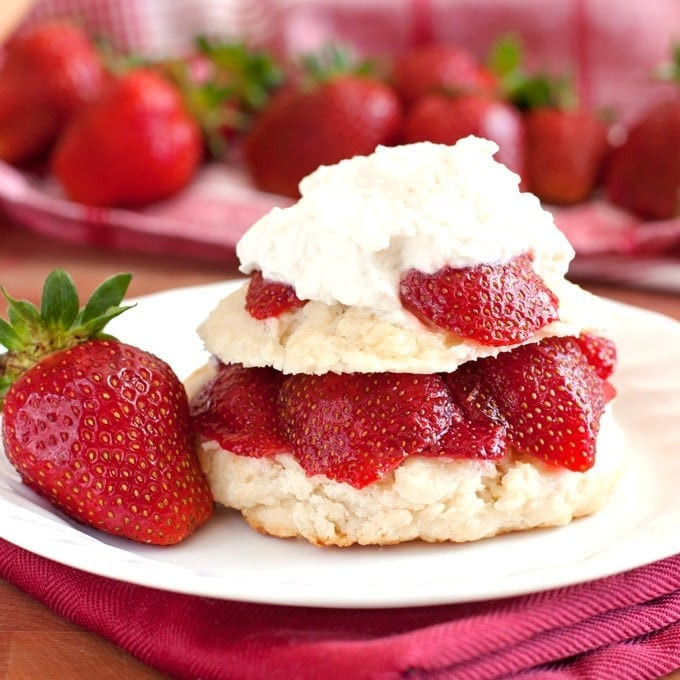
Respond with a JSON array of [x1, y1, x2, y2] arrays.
[[401, 93, 526, 181], [52, 69, 202, 207], [243, 48, 402, 197], [604, 99, 680, 220], [392, 44, 497, 107], [0, 20, 106, 164], [489, 36, 608, 203], [524, 107, 608, 205], [0, 270, 213, 544]]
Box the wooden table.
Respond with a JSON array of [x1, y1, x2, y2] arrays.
[[1, 218, 679, 679]]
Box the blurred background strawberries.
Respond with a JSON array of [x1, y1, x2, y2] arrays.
[[0, 0, 679, 258]]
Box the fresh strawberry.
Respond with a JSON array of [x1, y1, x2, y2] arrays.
[[489, 36, 608, 203], [245, 271, 306, 319], [52, 69, 202, 207], [399, 254, 559, 346], [401, 93, 525, 180], [0, 21, 106, 164], [604, 99, 680, 219], [575, 332, 617, 379], [391, 44, 497, 107], [243, 48, 402, 197], [474, 336, 607, 471], [277, 372, 453, 488], [0, 270, 213, 544], [190, 362, 288, 457], [524, 107, 608, 205]]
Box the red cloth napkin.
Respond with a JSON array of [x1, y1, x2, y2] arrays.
[[2, 537, 680, 680]]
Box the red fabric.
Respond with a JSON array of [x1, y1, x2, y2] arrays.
[[2, 537, 680, 679]]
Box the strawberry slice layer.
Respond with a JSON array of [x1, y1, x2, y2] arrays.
[[245, 270, 306, 320], [277, 372, 454, 488], [575, 332, 617, 379], [399, 254, 559, 346], [190, 362, 288, 457], [192, 333, 614, 486], [477, 336, 607, 471]]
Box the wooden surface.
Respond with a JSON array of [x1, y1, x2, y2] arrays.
[[0, 218, 679, 679]]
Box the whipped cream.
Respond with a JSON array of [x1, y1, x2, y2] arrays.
[[237, 137, 574, 315]]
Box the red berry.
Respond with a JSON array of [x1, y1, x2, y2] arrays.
[[575, 332, 617, 379], [0, 21, 106, 164], [245, 270, 306, 320], [190, 362, 288, 457], [277, 372, 453, 488], [52, 69, 202, 207], [2, 340, 213, 544], [476, 336, 607, 471], [604, 100, 680, 220], [524, 108, 608, 205], [401, 93, 525, 181], [399, 254, 559, 346], [392, 44, 497, 106], [243, 76, 402, 198]]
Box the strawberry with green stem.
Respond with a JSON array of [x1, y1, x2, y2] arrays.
[[490, 36, 609, 204], [243, 45, 402, 198], [0, 270, 213, 545]]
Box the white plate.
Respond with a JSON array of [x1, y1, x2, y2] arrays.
[[1, 282, 680, 608]]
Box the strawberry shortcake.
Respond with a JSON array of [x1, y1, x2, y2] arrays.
[[187, 137, 624, 546]]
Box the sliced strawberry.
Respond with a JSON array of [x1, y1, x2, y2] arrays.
[[436, 363, 508, 459], [245, 270, 306, 320], [478, 336, 607, 471], [190, 362, 288, 457], [399, 254, 559, 346], [277, 372, 454, 488], [575, 332, 617, 379]]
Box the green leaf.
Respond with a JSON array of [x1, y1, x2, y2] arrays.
[[79, 304, 135, 337], [488, 35, 523, 78], [5, 294, 42, 342], [79, 273, 132, 325], [0, 319, 22, 351], [40, 270, 80, 331]]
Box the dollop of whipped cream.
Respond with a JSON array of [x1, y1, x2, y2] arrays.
[[237, 137, 574, 314]]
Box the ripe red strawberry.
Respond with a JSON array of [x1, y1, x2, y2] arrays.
[[52, 69, 202, 207], [0, 270, 213, 544], [524, 107, 608, 205], [0, 21, 106, 164], [392, 44, 497, 107], [575, 332, 617, 379], [401, 93, 525, 180], [245, 271, 306, 319], [243, 51, 402, 197], [399, 254, 559, 346], [277, 372, 453, 488], [190, 362, 288, 457], [476, 336, 607, 471], [604, 99, 680, 219]]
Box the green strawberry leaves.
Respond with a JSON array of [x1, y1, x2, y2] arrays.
[[0, 269, 133, 406], [41, 269, 80, 331]]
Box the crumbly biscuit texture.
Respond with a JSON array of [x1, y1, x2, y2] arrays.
[[196, 408, 624, 547], [198, 279, 606, 375]]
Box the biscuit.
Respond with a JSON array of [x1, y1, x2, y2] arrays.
[[198, 279, 605, 375], [194, 407, 624, 547]]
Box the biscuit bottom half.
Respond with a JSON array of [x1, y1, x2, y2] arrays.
[[195, 407, 624, 547]]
